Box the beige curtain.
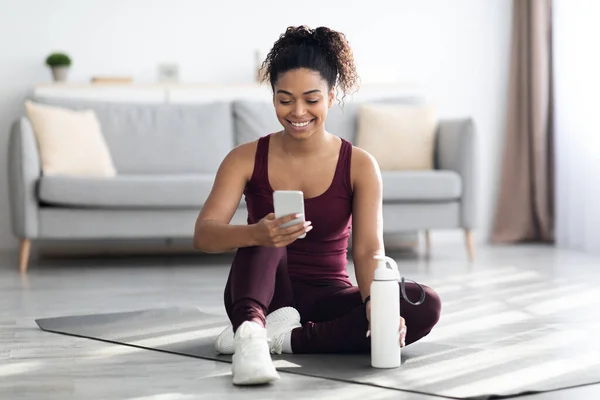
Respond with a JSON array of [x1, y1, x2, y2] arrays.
[[492, 0, 554, 243]]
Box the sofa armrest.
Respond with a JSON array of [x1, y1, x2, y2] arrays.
[[435, 118, 477, 229], [8, 117, 41, 239]]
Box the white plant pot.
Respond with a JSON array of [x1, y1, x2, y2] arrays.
[[51, 66, 69, 82]]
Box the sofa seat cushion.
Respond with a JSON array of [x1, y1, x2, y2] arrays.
[[381, 170, 462, 201], [38, 174, 220, 209]]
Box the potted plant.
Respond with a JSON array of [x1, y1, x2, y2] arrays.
[[45, 52, 71, 82]]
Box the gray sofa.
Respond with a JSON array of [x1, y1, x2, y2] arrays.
[[8, 97, 476, 273]]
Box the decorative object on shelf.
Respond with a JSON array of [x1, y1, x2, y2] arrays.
[[157, 63, 180, 83], [45, 52, 71, 82], [91, 76, 133, 84]]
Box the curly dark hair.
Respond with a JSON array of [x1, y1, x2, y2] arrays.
[[260, 25, 360, 103]]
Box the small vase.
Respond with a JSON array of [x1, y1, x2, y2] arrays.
[[51, 66, 69, 82]]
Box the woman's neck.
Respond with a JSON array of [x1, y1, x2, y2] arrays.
[[279, 129, 331, 158]]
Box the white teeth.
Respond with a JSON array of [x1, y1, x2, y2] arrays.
[[291, 120, 311, 127]]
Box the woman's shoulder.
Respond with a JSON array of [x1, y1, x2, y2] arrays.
[[229, 138, 259, 158], [349, 145, 382, 189], [350, 145, 379, 170], [218, 138, 262, 178]]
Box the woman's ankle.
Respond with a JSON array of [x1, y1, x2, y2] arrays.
[[232, 302, 267, 332]]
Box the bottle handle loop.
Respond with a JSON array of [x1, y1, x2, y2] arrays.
[[374, 254, 427, 306], [400, 277, 427, 306]]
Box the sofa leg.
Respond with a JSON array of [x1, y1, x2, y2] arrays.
[[19, 239, 31, 274], [465, 229, 475, 262], [424, 230, 431, 256]]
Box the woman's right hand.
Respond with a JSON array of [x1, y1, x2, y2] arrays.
[[253, 213, 312, 248]]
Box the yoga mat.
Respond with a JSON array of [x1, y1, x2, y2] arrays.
[[36, 307, 600, 400]]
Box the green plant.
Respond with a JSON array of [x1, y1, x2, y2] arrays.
[[45, 53, 71, 68]]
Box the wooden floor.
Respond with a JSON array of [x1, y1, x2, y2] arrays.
[[2, 242, 600, 399]]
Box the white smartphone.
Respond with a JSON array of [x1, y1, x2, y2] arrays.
[[273, 190, 306, 238]]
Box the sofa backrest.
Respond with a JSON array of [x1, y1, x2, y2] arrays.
[[232, 96, 422, 145], [30, 94, 422, 174], [30, 97, 235, 174]]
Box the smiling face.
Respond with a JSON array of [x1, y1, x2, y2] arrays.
[[273, 68, 335, 140]]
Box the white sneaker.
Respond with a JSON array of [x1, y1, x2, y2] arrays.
[[215, 307, 302, 355], [215, 324, 236, 354], [264, 307, 302, 354], [231, 321, 280, 386]]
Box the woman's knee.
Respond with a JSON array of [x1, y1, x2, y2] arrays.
[[401, 283, 442, 330], [420, 284, 442, 329], [232, 245, 287, 267]]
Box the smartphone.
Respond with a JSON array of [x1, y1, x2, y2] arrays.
[[273, 190, 306, 239]]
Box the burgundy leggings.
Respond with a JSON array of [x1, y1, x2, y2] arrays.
[[223, 246, 442, 354]]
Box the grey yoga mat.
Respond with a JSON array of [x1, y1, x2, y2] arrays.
[[35, 306, 600, 400]]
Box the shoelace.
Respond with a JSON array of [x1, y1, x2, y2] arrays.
[[400, 277, 427, 306]]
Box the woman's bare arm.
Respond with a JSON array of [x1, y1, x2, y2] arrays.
[[350, 147, 385, 301], [193, 142, 257, 253]]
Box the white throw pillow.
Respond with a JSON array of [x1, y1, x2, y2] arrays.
[[355, 103, 438, 171], [25, 101, 117, 177]]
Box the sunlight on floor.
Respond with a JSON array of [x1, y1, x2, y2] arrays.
[[85, 326, 225, 357], [107, 319, 227, 340], [427, 310, 530, 342], [440, 281, 550, 308], [526, 288, 600, 315], [442, 352, 600, 398], [508, 283, 588, 303], [401, 329, 589, 387], [0, 361, 42, 377], [427, 283, 465, 295], [438, 301, 507, 323], [426, 266, 523, 286], [465, 270, 541, 288], [195, 370, 232, 380], [273, 359, 302, 368], [298, 384, 401, 400], [400, 346, 468, 364], [127, 394, 199, 400]]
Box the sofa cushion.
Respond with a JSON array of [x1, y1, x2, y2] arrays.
[[38, 174, 218, 209], [31, 98, 234, 174], [24, 101, 117, 178], [381, 170, 462, 201], [356, 103, 438, 171]]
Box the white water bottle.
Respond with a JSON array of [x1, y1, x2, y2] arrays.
[[370, 254, 401, 368]]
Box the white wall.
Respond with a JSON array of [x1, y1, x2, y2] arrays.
[[553, 0, 600, 254], [0, 0, 512, 252]]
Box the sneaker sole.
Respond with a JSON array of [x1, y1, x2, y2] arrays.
[[232, 369, 280, 386]]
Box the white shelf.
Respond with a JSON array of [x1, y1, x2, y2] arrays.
[[33, 82, 421, 104]]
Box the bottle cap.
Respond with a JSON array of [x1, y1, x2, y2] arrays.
[[373, 255, 400, 281]]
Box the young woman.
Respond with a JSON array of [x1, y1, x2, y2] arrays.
[[193, 25, 442, 386]]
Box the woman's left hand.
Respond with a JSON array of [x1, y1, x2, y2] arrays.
[[399, 316, 406, 347], [366, 301, 407, 347]]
